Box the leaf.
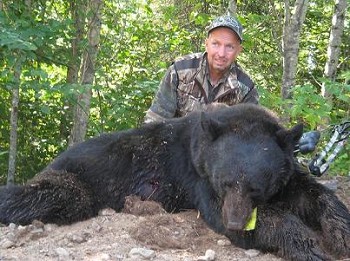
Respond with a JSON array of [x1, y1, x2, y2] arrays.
[[0, 31, 37, 51]]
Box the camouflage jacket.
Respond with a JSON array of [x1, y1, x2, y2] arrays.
[[144, 52, 259, 123]]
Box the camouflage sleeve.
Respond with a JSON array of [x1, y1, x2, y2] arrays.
[[144, 65, 179, 123], [236, 65, 259, 104], [242, 86, 259, 104]]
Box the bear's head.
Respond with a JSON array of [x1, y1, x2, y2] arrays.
[[190, 104, 303, 231]]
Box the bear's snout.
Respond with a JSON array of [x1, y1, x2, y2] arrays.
[[222, 188, 253, 231]]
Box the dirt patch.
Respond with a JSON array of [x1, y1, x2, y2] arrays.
[[0, 177, 349, 261]]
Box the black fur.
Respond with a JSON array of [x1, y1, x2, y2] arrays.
[[0, 103, 349, 261]]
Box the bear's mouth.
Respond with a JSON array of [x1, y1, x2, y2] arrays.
[[225, 220, 246, 230]]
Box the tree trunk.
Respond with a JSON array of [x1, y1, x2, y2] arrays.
[[322, 0, 347, 97], [281, 0, 309, 99], [227, 0, 237, 15], [68, 0, 103, 146], [67, 1, 85, 86], [62, 1, 86, 140], [7, 56, 22, 186]]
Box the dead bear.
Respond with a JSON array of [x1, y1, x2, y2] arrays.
[[0, 103, 349, 261]]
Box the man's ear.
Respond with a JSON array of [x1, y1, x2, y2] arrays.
[[237, 44, 243, 54]]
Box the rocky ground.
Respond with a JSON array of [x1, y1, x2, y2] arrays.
[[0, 176, 349, 261]]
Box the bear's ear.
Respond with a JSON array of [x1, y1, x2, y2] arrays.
[[199, 112, 225, 140], [276, 123, 303, 148]]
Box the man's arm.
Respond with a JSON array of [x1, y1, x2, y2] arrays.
[[242, 86, 259, 104], [236, 65, 259, 104], [144, 65, 179, 123]]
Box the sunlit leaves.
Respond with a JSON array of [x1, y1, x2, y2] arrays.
[[289, 84, 331, 129], [0, 30, 37, 51]]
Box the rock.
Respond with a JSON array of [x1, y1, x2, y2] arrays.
[[128, 247, 156, 259], [44, 223, 58, 232], [0, 238, 15, 249], [29, 227, 45, 240], [55, 247, 70, 259], [70, 234, 87, 244], [8, 223, 17, 230], [244, 249, 260, 258], [91, 221, 102, 232], [31, 220, 45, 229], [197, 249, 216, 261], [89, 252, 112, 260], [17, 225, 27, 232], [99, 208, 117, 216], [217, 239, 231, 246]]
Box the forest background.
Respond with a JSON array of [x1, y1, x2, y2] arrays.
[[0, 0, 349, 185]]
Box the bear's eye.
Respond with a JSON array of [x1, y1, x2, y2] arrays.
[[248, 186, 262, 198], [223, 180, 235, 188]]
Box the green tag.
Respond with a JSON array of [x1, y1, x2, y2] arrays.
[[244, 207, 257, 231]]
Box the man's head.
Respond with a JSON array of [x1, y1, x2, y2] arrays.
[[205, 16, 243, 77]]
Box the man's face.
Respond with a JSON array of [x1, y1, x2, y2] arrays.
[[205, 27, 242, 75]]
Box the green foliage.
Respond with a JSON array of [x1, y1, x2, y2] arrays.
[[330, 150, 349, 176], [88, 79, 159, 135], [257, 85, 284, 113], [289, 84, 331, 129], [287, 78, 350, 176], [0, 1, 73, 183], [0, 0, 349, 184], [238, 7, 284, 95], [0, 30, 37, 51]]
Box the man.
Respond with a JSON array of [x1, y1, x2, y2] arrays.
[[143, 15, 320, 173], [144, 15, 258, 123]]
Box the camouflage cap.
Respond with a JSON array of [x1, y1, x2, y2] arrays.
[[207, 16, 243, 42]]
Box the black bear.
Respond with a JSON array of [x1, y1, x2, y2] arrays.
[[0, 103, 349, 261]]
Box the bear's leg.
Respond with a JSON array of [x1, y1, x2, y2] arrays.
[[284, 174, 350, 258], [192, 179, 227, 233], [250, 206, 333, 261], [0, 170, 96, 225], [317, 191, 350, 258]]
